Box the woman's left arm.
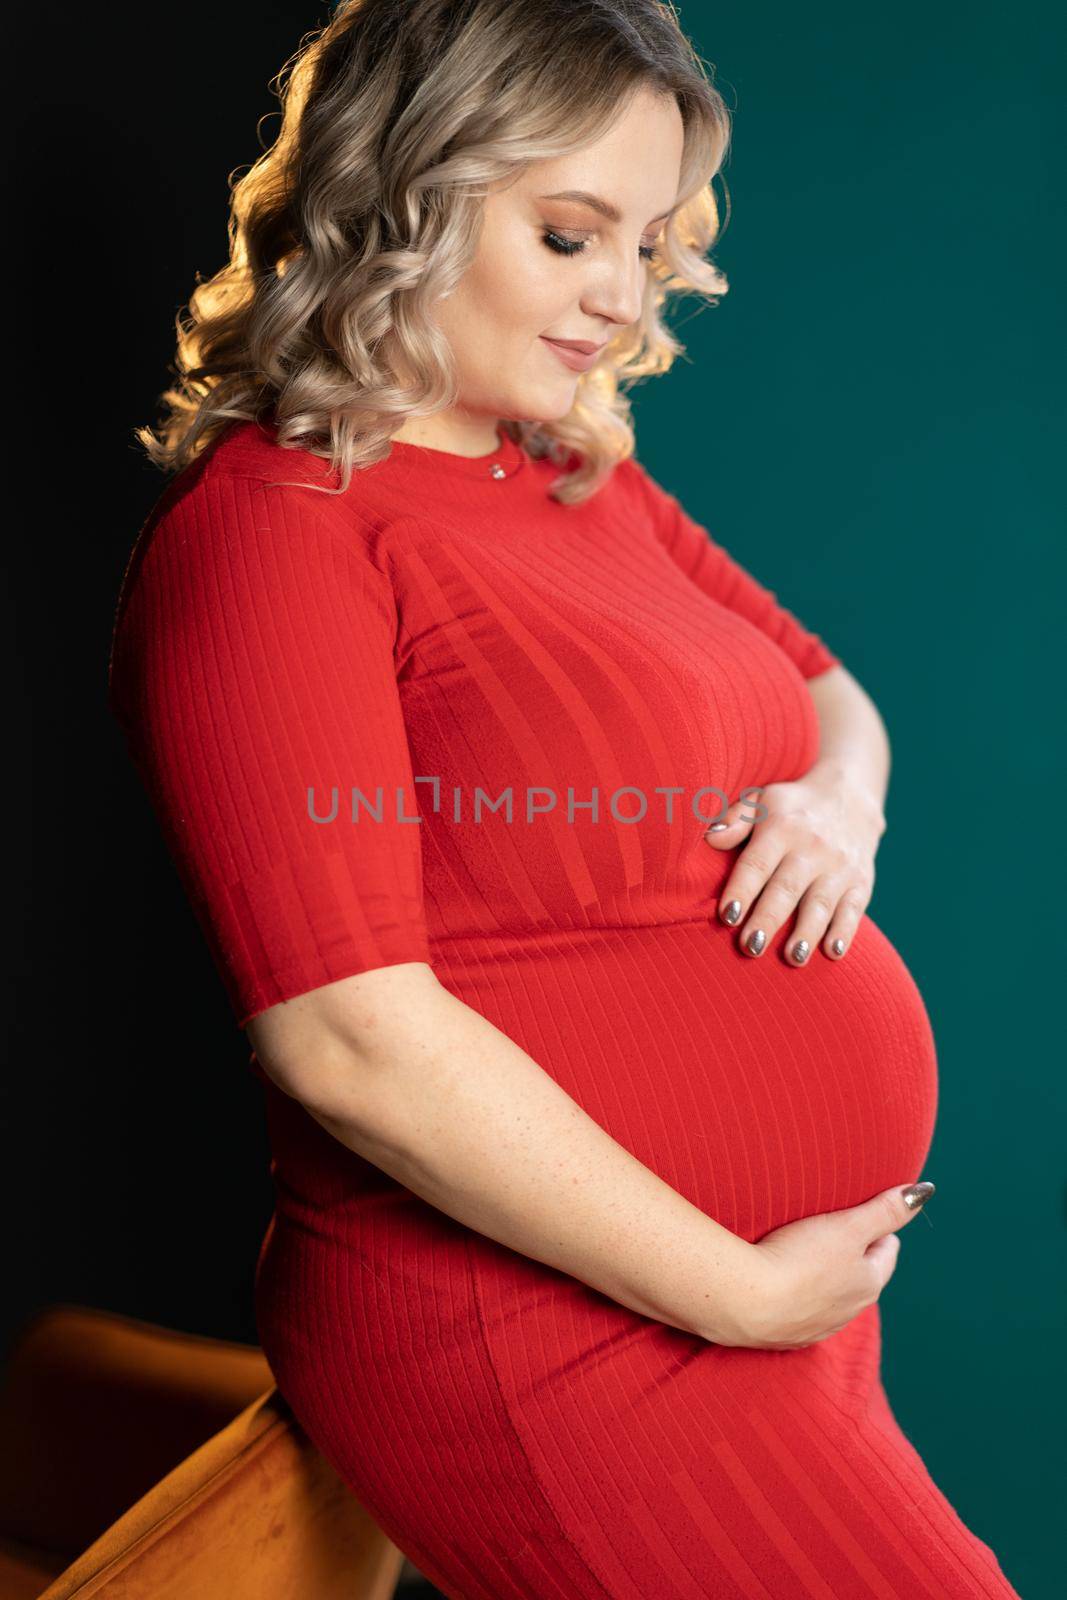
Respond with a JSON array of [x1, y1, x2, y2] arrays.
[[704, 664, 891, 966], [625, 458, 890, 964], [805, 663, 891, 815]]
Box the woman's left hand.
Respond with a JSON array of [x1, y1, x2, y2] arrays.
[[703, 762, 887, 964]]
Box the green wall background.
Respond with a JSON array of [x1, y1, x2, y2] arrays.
[[627, 6, 1064, 1594]]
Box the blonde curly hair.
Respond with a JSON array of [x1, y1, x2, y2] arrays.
[[136, 0, 732, 505]]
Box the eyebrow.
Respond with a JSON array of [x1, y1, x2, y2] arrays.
[[538, 190, 674, 226]]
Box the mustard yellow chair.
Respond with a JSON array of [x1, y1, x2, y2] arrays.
[[0, 1304, 411, 1599]]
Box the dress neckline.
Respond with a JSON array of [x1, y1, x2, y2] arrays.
[[215, 413, 534, 490], [386, 425, 528, 482]]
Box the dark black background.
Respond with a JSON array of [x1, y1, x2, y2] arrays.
[[7, 16, 444, 1587], [4, 5, 341, 1367]]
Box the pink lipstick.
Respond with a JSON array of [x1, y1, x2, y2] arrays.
[[539, 336, 605, 373]]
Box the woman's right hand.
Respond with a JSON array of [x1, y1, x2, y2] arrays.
[[718, 1182, 935, 1350]]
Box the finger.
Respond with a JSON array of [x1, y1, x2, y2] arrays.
[[783, 875, 840, 967], [857, 1182, 936, 1248], [822, 884, 871, 960], [805, 1325, 850, 1344], [717, 834, 789, 943], [735, 854, 813, 959], [864, 1233, 903, 1294], [703, 797, 757, 847]]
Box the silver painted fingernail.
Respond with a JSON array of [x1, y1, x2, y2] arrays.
[[746, 928, 766, 955], [831, 938, 845, 956], [791, 939, 810, 964], [901, 1181, 936, 1209], [706, 822, 728, 832], [722, 900, 742, 925]]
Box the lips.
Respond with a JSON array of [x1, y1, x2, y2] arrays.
[[545, 337, 605, 355], [540, 336, 605, 373]]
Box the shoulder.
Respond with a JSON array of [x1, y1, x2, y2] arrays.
[[178, 419, 394, 550], [121, 422, 423, 604], [610, 452, 680, 515], [584, 452, 690, 551], [110, 427, 419, 693]]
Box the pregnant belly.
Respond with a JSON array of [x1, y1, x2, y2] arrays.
[[434, 909, 938, 1244]]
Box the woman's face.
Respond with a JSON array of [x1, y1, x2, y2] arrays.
[[396, 85, 685, 455]]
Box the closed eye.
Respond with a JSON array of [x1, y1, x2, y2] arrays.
[[542, 230, 658, 263]]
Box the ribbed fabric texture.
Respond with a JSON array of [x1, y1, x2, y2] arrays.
[[108, 419, 1019, 1599]]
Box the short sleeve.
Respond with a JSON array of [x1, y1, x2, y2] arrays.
[[107, 470, 433, 1030], [624, 457, 842, 680]]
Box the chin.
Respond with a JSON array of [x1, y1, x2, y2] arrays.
[[520, 384, 580, 424]]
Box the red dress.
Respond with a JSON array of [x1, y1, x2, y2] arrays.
[[108, 418, 1020, 1600]]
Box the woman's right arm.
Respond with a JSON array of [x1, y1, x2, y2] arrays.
[[249, 961, 928, 1350], [247, 959, 764, 1346]]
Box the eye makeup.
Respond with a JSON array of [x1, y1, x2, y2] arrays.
[[541, 229, 659, 262]]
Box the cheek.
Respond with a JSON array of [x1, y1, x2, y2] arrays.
[[470, 235, 575, 335]]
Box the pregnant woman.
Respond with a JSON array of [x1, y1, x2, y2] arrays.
[[107, 3, 1021, 1596]]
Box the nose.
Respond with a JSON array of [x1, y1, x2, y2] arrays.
[[580, 248, 647, 332]]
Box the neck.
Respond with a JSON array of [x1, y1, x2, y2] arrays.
[[391, 413, 504, 458]]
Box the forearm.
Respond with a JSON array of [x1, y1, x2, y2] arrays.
[[806, 663, 891, 819], [295, 975, 761, 1344]]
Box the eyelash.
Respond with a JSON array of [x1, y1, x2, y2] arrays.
[[541, 229, 659, 263]]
